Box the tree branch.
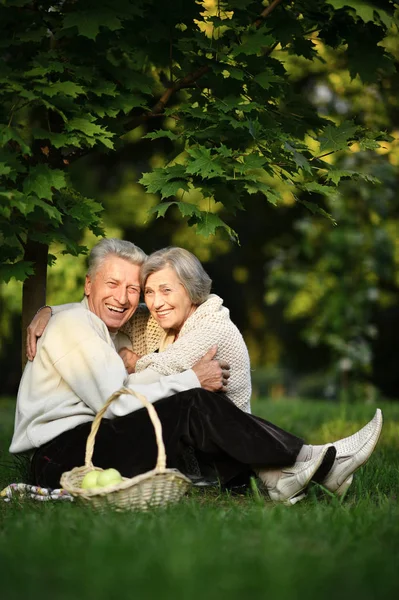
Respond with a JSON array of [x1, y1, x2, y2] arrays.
[[123, 1, 284, 133], [123, 65, 209, 131], [69, 0, 285, 163], [254, 0, 284, 29], [16, 233, 26, 250]]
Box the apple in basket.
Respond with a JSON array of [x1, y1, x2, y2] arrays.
[[81, 468, 123, 490]]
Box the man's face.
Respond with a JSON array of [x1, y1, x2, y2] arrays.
[[84, 255, 141, 332]]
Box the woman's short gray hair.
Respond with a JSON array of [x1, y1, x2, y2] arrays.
[[87, 238, 147, 278], [141, 247, 212, 305]]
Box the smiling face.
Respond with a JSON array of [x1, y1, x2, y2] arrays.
[[144, 266, 197, 334], [84, 255, 141, 332]]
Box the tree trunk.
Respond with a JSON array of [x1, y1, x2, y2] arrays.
[[21, 240, 49, 370]]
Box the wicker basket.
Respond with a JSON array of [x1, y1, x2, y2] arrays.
[[60, 387, 191, 511]]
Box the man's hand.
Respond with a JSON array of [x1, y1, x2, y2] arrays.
[[26, 306, 52, 361], [192, 345, 230, 393], [119, 347, 141, 374]]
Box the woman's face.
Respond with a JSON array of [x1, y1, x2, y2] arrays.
[[144, 266, 196, 334]]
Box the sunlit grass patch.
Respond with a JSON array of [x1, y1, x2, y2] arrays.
[[1, 398, 399, 600]]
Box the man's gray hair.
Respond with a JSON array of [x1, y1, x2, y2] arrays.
[[140, 247, 212, 305], [87, 238, 147, 278]]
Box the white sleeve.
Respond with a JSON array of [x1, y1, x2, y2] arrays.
[[51, 303, 82, 315], [45, 313, 200, 419], [113, 370, 200, 416]]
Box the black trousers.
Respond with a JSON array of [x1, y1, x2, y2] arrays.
[[30, 389, 305, 489]]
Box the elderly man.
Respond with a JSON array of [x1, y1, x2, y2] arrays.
[[10, 239, 230, 488]]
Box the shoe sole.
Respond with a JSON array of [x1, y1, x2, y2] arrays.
[[335, 475, 353, 496], [324, 409, 383, 493]]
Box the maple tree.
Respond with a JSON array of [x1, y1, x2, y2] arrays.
[[0, 0, 397, 364]]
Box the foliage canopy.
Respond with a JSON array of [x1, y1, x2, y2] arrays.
[[0, 0, 397, 286]]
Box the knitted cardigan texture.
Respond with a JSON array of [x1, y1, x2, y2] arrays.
[[122, 295, 251, 413]]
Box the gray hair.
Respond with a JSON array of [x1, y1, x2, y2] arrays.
[[140, 247, 212, 305], [87, 238, 147, 278]]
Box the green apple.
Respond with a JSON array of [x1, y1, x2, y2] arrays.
[[81, 470, 100, 490], [97, 468, 123, 488]]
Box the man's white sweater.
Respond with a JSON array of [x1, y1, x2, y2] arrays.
[[10, 303, 200, 454]]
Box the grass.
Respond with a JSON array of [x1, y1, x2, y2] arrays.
[[1, 397, 399, 600]]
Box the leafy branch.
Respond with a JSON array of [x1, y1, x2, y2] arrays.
[[122, 0, 284, 135]]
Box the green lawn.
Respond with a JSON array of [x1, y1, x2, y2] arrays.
[[1, 397, 399, 600]]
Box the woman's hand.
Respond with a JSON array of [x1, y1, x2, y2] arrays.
[[26, 306, 52, 361], [119, 347, 141, 374]]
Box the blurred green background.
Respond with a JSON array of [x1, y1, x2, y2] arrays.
[[1, 1, 398, 403]]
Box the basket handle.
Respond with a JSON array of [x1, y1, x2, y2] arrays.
[[84, 387, 167, 472]]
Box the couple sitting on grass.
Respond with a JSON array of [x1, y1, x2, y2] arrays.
[[10, 238, 383, 505]]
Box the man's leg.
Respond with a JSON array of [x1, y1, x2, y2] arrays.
[[31, 389, 306, 488]]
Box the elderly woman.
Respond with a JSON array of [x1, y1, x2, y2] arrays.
[[26, 244, 383, 503], [118, 247, 251, 413]]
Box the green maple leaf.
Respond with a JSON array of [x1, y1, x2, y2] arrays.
[[66, 118, 114, 148], [139, 170, 170, 195], [161, 180, 189, 198], [0, 190, 14, 200], [0, 206, 10, 218], [319, 121, 359, 153], [235, 154, 266, 173], [0, 162, 11, 176], [232, 28, 275, 57], [67, 118, 105, 137], [290, 37, 317, 60], [186, 147, 224, 179], [195, 212, 239, 241], [32, 129, 79, 149], [254, 70, 283, 90], [144, 130, 179, 141], [303, 182, 335, 195], [346, 22, 395, 83], [216, 144, 233, 158], [226, 66, 245, 80], [244, 181, 280, 205], [299, 199, 337, 225], [114, 94, 148, 113], [90, 82, 117, 97], [31, 198, 62, 222], [42, 81, 86, 98], [174, 202, 201, 218], [285, 143, 312, 174], [0, 126, 31, 155], [0, 261, 34, 284], [6, 190, 34, 216], [23, 165, 66, 200], [148, 201, 174, 218], [246, 119, 263, 140], [39, 99, 67, 122], [99, 136, 114, 150], [359, 138, 381, 151], [148, 201, 201, 219], [325, 169, 356, 185], [25, 67, 53, 78], [16, 27, 47, 43], [63, 12, 122, 40], [26, 61, 65, 77]]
